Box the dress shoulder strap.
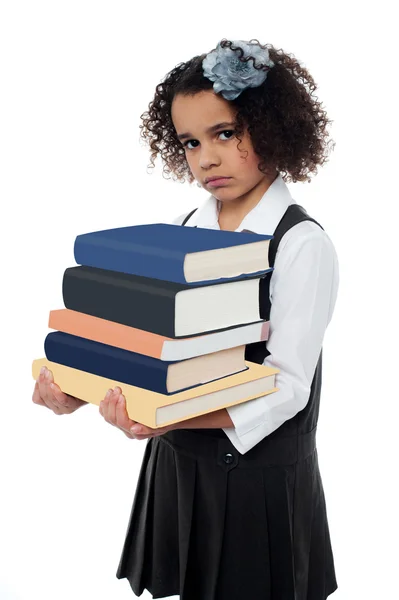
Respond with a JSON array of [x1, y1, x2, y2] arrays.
[[181, 208, 198, 226], [268, 203, 324, 267]]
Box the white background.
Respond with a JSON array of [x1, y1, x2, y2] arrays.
[[0, 2, 398, 599]]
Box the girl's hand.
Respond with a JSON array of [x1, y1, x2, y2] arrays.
[[99, 386, 174, 440], [32, 366, 88, 415]]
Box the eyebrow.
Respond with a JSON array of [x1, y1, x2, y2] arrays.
[[177, 121, 236, 141]]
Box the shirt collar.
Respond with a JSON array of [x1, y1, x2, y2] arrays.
[[188, 172, 296, 234]]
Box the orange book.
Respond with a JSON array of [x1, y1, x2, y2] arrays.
[[48, 309, 270, 362]]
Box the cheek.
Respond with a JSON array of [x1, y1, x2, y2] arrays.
[[236, 150, 259, 171], [185, 153, 196, 169]]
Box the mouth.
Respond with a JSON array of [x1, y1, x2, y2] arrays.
[[205, 177, 232, 187], [205, 176, 230, 183]]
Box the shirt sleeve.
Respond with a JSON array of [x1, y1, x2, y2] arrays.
[[222, 228, 340, 455]]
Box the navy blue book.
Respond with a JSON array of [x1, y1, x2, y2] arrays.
[[73, 223, 273, 285], [44, 331, 248, 395]]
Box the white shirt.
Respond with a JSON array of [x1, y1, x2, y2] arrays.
[[170, 173, 340, 455]]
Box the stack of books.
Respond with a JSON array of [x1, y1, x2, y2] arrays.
[[31, 222, 280, 429]]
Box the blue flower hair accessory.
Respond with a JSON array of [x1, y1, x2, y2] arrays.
[[202, 39, 275, 101]]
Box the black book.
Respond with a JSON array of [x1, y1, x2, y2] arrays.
[[62, 266, 271, 339]]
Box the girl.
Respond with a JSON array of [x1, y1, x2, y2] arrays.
[[33, 39, 339, 600]]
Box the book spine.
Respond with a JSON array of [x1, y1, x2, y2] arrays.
[[44, 332, 171, 395], [74, 236, 187, 284], [62, 267, 178, 337]]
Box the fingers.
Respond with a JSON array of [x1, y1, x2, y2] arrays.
[[50, 382, 78, 414], [36, 368, 52, 410], [99, 388, 115, 424], [32, 380, 47, 407], [107, 388, 119, 424], [99, 387, 136, 436], [34, 366, 72, 415], [98, 387, 170, 440], [113, 390, 132, 431], [37, 367, 57, 410]]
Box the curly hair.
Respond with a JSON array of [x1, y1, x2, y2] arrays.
[[139, 39, 335, 184]]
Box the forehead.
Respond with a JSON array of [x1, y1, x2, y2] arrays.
[[171, 91, 236, 132]]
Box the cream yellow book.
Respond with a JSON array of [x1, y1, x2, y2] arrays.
[[32, 358, 279, 429]]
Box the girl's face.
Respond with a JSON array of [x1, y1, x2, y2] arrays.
[[171, 90, 275, 205]]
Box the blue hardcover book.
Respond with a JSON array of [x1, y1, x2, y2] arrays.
[[44, 331, 248, 395], [74, 223, 273, 285]]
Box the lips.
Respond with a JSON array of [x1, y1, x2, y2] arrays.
[[206, 177, 231, 187], [205, 176, 230, 183]]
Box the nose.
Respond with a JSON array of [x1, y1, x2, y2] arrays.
[[198, 143, 221, 170]]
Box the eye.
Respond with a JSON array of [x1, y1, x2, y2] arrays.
[[183, 130, 235, 150]]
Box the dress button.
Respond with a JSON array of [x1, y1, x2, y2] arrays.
[[223, 453, 234, 464]]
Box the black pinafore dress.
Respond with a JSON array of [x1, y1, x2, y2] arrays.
[[116, 204, 339, 600]]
